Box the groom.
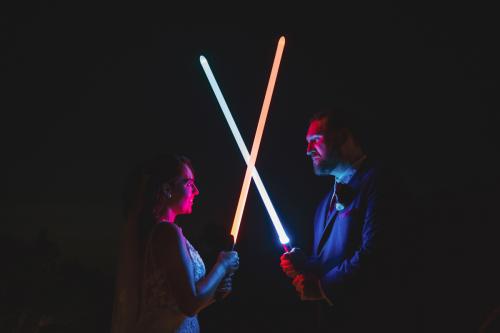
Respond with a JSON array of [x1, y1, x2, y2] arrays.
[[280, 109, 405, 332]]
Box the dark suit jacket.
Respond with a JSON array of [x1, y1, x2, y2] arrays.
[[304, 160, 413, 332], [307, 159, 398, 311]]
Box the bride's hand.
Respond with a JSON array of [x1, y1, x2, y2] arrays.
[[217, 251, 239, 275]]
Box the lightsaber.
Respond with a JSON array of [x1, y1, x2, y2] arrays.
[[199, 37, 291, 251], [229, 36, 285, 245]]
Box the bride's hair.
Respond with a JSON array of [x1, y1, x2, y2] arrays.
[[123, 153, 193, 240]]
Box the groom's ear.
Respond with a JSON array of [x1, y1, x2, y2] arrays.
[[337, 128, 350, 145]]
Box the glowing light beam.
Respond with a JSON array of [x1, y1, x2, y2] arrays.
[[231, 36, 285, 245], [199, 37, 290, 247]]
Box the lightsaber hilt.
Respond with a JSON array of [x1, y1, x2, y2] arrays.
[[225, 234, 235, 251], [215, 234, 236, 302], [282, 242, 292, 253]]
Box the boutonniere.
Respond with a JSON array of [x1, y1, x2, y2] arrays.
[[334, 183, 354, 211]]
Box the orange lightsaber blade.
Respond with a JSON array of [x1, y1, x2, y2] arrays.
[[230, 36, 286, 245]]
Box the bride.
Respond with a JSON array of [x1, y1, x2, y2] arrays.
[[112, 154, 239, 333]]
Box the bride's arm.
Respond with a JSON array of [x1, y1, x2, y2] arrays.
[[154, 223, 237, 316]]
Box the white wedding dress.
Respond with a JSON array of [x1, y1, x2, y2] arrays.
[[112, 222, 206, 333], [137, 224, 206, 333]]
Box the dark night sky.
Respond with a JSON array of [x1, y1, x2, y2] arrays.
[[2, 1, 500, 332]]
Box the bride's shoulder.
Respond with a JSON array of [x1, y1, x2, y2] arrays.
[[152, 222, 184, 243]]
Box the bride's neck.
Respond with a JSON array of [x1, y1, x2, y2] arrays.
[[158, 208, 176, 224]]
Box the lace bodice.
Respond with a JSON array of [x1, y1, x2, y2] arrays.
[[137, 223, 206, 333], [185, 238, 206, 282]]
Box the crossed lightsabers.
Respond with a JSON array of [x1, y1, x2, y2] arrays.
[[199, 36, 292, 252]]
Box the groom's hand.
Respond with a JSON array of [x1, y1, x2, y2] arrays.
[[280, 247, 306, 278], [292, 274, 324, 301]]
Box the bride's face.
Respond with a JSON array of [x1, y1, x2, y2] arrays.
[[169, 164, 199, 215]]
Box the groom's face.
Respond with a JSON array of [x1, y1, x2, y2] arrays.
[[306, 119, 342, 175]]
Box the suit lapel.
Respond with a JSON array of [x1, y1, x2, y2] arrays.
[[313, 190, 332, 255], [317, 209, 339, 255], [314, 159, 371, 255], [315, 187, 336, 255]]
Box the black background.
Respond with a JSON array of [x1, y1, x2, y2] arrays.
[[2, 1, 499, 332]]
